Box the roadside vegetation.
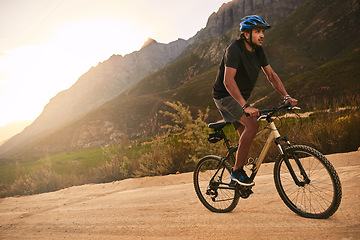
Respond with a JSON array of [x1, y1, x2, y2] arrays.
[[0, 100, 359, 198]]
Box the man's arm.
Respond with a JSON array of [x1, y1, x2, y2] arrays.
[[262, 65, 288, 97], [223, 67, 247, 106], [262, 65, 298, 106], [223, 66, 259, 116]]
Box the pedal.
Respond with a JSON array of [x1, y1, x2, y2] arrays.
[[237, 185, 253, 199]]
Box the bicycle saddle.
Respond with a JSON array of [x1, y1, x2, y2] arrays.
[[208, 122, 229, 130]]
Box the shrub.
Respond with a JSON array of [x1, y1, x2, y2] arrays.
[[1, 160, 80, 197], [160, 101, 224, 161], [304, 109, 360, 154]]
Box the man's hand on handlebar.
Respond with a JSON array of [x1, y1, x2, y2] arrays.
[[244, 106, 259, 117], [244, 96, 298, 118], [285, 97, 298, 107]]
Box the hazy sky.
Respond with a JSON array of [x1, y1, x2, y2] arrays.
[[0, 0, 228, 127]]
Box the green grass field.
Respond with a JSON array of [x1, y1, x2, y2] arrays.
[[0, 148, 104, 184]]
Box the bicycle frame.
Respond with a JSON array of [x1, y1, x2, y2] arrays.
[[222, 119, 309, 187]]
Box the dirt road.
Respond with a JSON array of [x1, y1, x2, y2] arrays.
[[1, 151, 359, 239]]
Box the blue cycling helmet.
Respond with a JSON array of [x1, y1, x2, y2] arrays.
[[240, 15, 271, 31]]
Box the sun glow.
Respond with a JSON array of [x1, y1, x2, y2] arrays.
[[0, 0, 224, 128], [0, 19, 149, 126]]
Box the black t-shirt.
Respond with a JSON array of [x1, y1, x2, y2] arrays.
[[213, 39, 268, 100]]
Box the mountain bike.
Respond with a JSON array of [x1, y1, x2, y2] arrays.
[[193, 103, 342, 219]]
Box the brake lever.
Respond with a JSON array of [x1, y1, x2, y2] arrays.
[[287, 106, 301, 111]]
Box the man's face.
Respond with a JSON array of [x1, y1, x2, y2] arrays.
[[246, 28, 265, 46]]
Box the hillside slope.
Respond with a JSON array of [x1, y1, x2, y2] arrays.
[[262, 0, 360, 76], [254, 46, 360, 109]]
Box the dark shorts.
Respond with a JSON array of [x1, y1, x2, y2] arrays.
[[213, 96, 244, 129]]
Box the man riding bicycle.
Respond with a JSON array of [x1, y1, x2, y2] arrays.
[[212, 15, 298, 186]]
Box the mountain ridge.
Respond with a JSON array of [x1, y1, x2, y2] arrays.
[[0, 38, 188, 156], [0, 120, 33, 144]]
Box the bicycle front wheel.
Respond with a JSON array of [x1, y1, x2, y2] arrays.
[[274, 145, 342, 218], [193, 155, 240, 213]]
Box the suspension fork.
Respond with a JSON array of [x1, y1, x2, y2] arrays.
[[276, 137, 310, 186]]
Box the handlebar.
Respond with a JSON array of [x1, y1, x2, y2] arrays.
[[244, 103, 300, 120], [257, 103, 300, 121]]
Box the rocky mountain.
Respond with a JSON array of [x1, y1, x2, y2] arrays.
[[187, 0, 305, 48], [0, 38, 188, 157]]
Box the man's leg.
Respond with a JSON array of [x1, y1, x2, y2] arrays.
[[233, 116, 259, 171]]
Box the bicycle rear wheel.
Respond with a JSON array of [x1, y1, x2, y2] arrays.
[[274, 145, 342, 218], [193, 155, 240, 213]]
